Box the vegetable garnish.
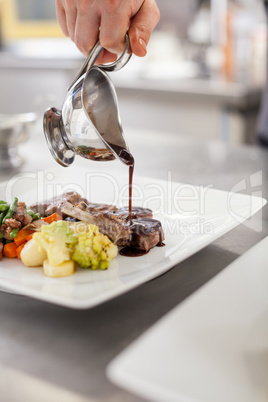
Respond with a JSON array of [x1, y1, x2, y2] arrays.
[[19, 221, 118, 277], [2, 197, 18, 224], [41, 213, 62, 224], [72, 224, 118, 270], [14, 228, 35, 246], [34, 221, 77, 267], [3, 242, 18, 258]]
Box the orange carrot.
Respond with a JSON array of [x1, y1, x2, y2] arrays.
[[3, 242, 18, 258], [14, 228, 35, 246], [16, 243, 26, 259], [25, 233, 34, 242], [42, 213, 62, 224]]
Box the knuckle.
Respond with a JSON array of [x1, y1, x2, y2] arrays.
[[78, 0, 90, 14], [101, 36, 125, 53], [65, 0, 74, 12], [104, 0, 121, 13], [101, 38, 117, 51], [136, 24, 150, 40]]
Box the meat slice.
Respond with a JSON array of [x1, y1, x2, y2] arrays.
[[13, 202, 33, 226], [62, 202, 164, 251], [30, 192, 86, 217], [4, 218, 22, 229], [62, 202, 131, 246], [77, 201, 117, 215], [2, 226, 13, 241], [112, 207, 153, 222], [130, 218, 164, 251]]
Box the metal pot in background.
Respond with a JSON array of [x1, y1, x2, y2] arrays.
[[0, 113, 37, 169]]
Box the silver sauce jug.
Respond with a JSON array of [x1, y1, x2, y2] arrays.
[[43, 36, 132, 167]]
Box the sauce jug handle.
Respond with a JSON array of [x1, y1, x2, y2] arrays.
[[68, 34, 131, 91]]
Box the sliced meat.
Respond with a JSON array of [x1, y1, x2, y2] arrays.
[[3, 225, 13, 241], [62, 202, 164, 251], [130, 218, 164, 251], [13, 201, 33, 225], [0, 224, 6, 233], [30, 192, 86, 217], [22, 213, 33, 226], [24, 220, 49, 231], [62, 202, 131, 246], [4, 218, 22, 229], [77, 201, 117, 215], [112, 207, 153, 222]]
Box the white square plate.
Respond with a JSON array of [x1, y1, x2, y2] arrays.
[[0, 165, 266, 309], [107, 236, 268, 402]]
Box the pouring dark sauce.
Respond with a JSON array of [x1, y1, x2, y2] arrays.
[[108, 144, 135, 224], [107, 143, 165, 257]]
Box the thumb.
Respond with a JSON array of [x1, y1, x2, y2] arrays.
[[128, 0, 160, 57]]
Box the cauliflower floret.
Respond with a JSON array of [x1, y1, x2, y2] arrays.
[[72, 224, 117, 269], [34, 221, 77, 266]]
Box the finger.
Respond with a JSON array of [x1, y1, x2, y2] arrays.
[[128, 0, 160, 57], [74, 8, 100, 56], [55, 0, 69, 37], [95, 49, 118, 65], [63, 0, 78, 41], [99, 5, 130, 54]]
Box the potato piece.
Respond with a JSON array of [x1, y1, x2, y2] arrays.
[[20, 239, 47, 267], [43, 259, 75, 278]]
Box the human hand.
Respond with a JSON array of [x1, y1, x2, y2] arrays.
[[55, 0, 160, 63]]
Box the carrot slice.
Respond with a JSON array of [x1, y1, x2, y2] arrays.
[[42, 213, 62, 224], [14, 228, 35, 246], [25, 233, 34, 242], [16, 243, 26, 259], [3, 242, 18, 258]]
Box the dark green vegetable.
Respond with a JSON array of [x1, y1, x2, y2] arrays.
[[10, 228, 19, 239], [0, 201, 7, 204], [0, 210, 8, 226], [27, 210, 37, 220], [27, 210, 42, 221], [0, 203, 10, 212], [3, 197, 18, 224], [0, 232, 3, 239], [5, 239, 13, 244]]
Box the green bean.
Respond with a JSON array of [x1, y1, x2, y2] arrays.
[[0, 232, 3, 239], [27, 210, 37, 220], [0, 203, 10, 212], [3, 197, 18, 224], [0, 210, 7, 226], [35, 213, 41, 220], [4, 239, 13, 244], [0, 201, 7, 204], [9, 228, 19, 239]]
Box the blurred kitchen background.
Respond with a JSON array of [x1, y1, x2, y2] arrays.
[[0, 0, 267, 146]]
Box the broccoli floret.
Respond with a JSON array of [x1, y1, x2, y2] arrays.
[[72, 224, 117, 269], [34, 221, 78, 266]]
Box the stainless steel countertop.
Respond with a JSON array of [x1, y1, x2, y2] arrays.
[[0, 126, 267, 401]]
